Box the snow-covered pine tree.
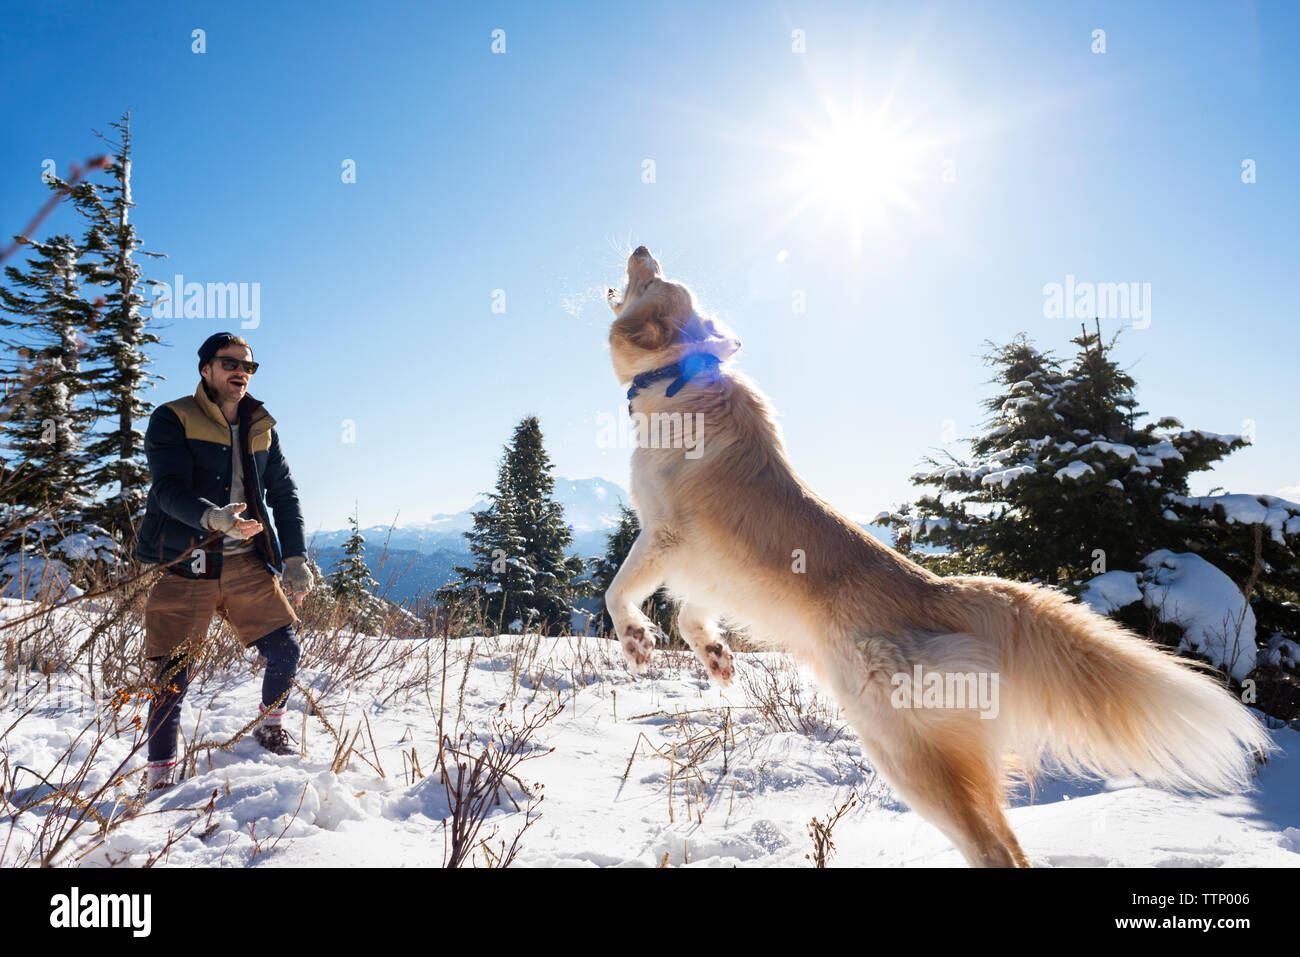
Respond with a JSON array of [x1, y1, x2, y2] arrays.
[[326, 512, 382, 633], [589, 503, 679, 640], [0, 234, 98, 519], [327, 512, 378, 603], [504, 417, 588, 633], [437, 417, 587, 635], [437, 459, 530, 630], [0, 234, 118, 593], [886, 325, 1300, 699], [891, 325, 1248, 587], [56, 113, 164, 542]]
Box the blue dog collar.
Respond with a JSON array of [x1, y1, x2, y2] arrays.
[[626, 352, 722, 413]]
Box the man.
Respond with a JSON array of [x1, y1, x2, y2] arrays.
[[135, 332, 316, 791]]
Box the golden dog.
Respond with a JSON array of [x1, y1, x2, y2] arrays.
[[604, 245, 1272, 867]]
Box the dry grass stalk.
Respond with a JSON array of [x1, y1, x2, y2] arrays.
[[806, 791, 859, 868]]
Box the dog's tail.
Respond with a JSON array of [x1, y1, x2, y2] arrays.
[[948, 575, 1274, 794]]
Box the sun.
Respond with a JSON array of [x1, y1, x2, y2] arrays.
[[783, 97, 939, 253]]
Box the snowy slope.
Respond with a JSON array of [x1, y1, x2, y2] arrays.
[[3, 631, 1295, 868]]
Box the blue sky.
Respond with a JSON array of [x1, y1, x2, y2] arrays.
[[3, 0, 1297, 534]]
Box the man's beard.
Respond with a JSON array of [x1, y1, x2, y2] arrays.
[[204, 377, 246, 405]]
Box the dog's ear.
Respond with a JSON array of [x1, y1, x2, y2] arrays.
[[682, 313, 742, 360], [611, 286, 674, 351]]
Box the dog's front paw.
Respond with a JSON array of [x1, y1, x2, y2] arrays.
[[621, 622, 660, 674], [697, 641, 735, 687]]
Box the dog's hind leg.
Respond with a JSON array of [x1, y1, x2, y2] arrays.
[[811, 639, 1028, 867], [989, 803, 1031, 868], [677, 602, 734, 686], [870, 722, 1029, 868]]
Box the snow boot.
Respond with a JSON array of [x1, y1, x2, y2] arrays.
[[146, 759, 176, 792], [253, 723, 297, 756]]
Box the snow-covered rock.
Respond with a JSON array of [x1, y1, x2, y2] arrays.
[[1081, 550, 1259, 681], [1140, 550, 1257, 682], [1079, 570, 1143, 615]]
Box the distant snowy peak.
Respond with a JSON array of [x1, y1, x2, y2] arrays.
[[552, 477, 627, 533], [310, 478, 627, 552]]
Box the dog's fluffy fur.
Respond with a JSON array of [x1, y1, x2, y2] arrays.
[[604, 246, 1274, 867]]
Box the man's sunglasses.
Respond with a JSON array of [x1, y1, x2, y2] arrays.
[[215, 357, 259, 375]]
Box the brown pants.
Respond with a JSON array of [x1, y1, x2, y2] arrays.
[[144, 551, 298, 659]]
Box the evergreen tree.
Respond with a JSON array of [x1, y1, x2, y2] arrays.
[[327, 512, 379, 603], [326, 512, 382, 633], [505, 417, 588, 631], [436, 459, 529, 629], [887, 325, 1300, 682], [589, 503, 679, 641], [53, 112, 164, 541], [0, 234, 98, 523], [438, 417, 588, 635], [892, 325, 1247, 586]]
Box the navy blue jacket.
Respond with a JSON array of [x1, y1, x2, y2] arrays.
[[135, 382, 306, 579]]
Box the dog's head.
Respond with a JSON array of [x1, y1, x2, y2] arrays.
[[607, 246, 741, 384]]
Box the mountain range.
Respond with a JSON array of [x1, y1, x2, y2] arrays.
[[308, 477, 893, 605], [307, 478, 630, 604]]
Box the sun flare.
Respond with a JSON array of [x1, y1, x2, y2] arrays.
[[784, 98, 940, 253]]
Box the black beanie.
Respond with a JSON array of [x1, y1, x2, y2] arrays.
[[197, 332, 251, 372]]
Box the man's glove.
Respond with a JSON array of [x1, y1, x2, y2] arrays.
[[203, 503, 255, 539], [281, 556, 316, 596]]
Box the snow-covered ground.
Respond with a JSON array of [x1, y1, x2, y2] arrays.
[[2, 630, 1297, 868]]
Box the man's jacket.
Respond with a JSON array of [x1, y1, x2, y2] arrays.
[[135, 381, 306, 579]]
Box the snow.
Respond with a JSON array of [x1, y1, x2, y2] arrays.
[[1053, 461, 1094, 482], [1076, 440, 1139, 462], [1079, 571, 1143, 615], [52, 530, 117, 561], [1137, 439, 1183, 465], [2, 629, 1295, 868], [981, 465, 1035, 489], [1027, 437, 1075, 453], [909, 516, 955, 540], [1140, 550, 1257, 682], [1170, 493, 1300, 545], [1179, 429, 1247, 445], [0, 555, 85, 601], [1001, 396, 1040, 412], [1081, 550, 1261, 681], [1265, 634, 1299, 671]]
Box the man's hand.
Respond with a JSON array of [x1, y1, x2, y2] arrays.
[[281, 556, 316, 607], [204, 502, 263, 540]]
